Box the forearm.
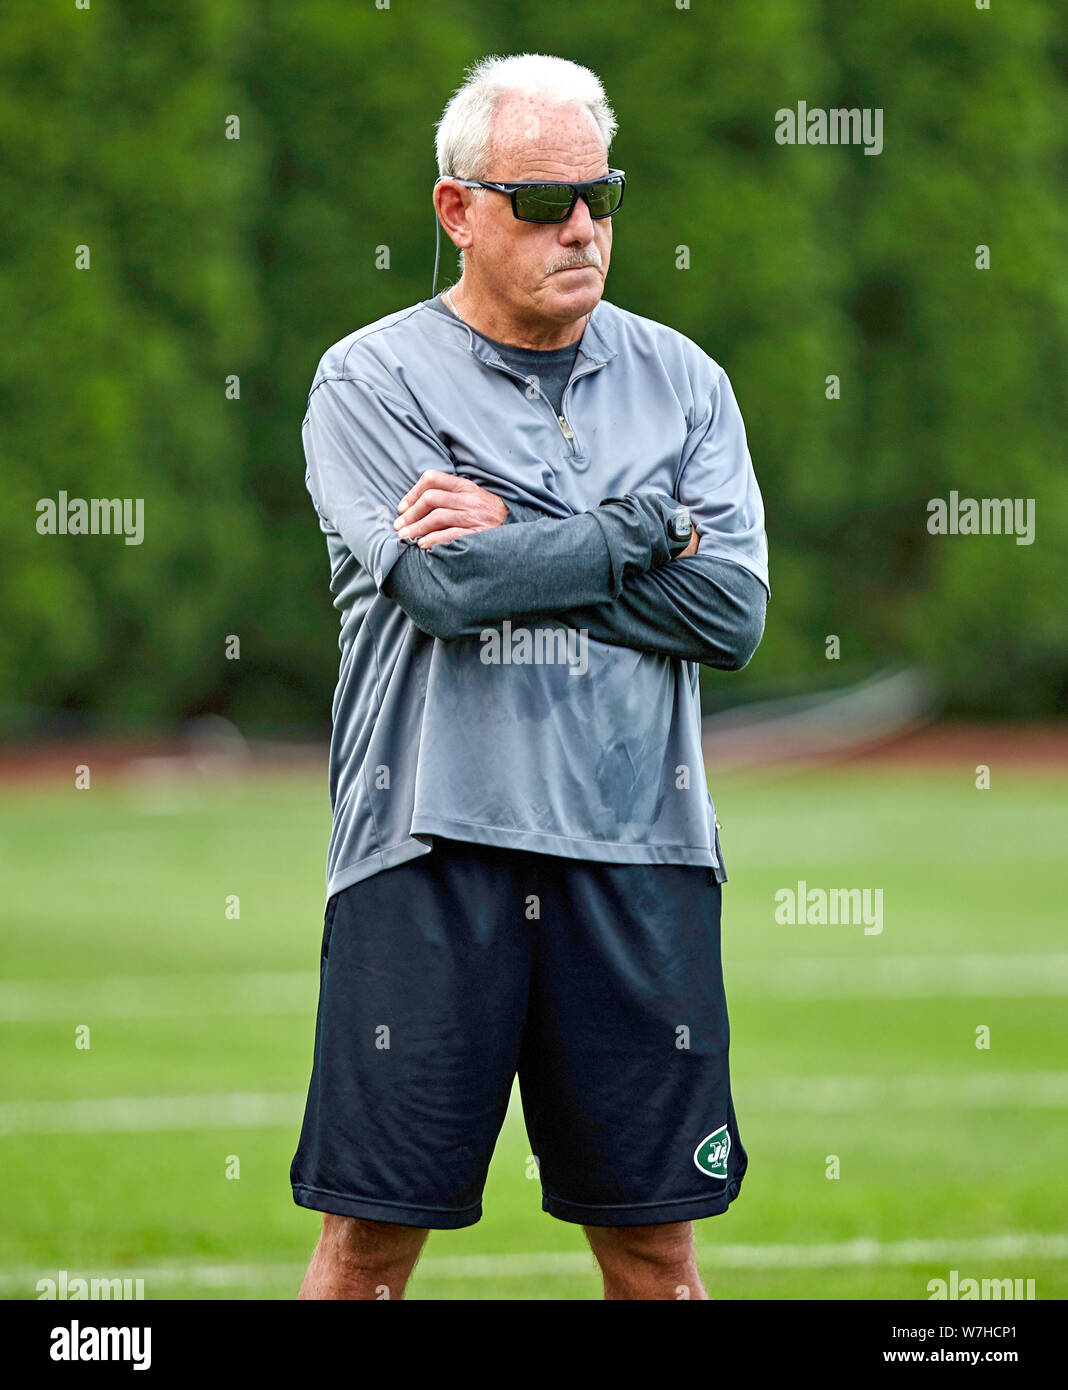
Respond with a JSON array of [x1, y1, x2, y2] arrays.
[[556, 555, 768, 670], [501, 498, 553, 526], [497, 499, 766, 669], [382, 493, 675, 640]]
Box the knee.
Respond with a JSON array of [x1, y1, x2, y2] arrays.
[[585, 1221, 695, 1270], [319, 1214, 426, 1272]]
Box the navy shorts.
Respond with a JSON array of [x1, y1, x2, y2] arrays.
[[290, 837, 746, 1229]]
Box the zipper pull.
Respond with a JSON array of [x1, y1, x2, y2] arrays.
[[557, 415, 574, 441]]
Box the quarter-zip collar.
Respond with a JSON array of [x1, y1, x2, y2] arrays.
[[419, 297, 618, 371]]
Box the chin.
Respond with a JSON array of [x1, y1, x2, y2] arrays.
[[547, 272, 604, 318]]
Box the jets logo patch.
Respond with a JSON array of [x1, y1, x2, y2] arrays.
[[693, 1124, 731, 1179]]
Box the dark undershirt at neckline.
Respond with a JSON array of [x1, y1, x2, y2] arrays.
[[424, 293, 581, 359], [424, 294, 580, 416]]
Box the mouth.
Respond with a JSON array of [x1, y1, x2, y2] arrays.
[[552, 264, 598, 275]]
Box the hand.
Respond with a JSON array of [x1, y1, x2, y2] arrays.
[[673, 528, 700, 560], [394, 470, 509, 549]]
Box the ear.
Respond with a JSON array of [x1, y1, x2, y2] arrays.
[[434, 181, 475, 250]]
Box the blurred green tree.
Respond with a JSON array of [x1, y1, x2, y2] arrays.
[[0, 0, 1063, 735]]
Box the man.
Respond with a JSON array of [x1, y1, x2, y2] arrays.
[[291, 52, 770, 1301]]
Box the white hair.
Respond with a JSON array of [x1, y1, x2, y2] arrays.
[[435, 52, 618, 179]]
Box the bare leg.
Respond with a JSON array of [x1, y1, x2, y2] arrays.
[[584, 1220, 707, 1301], [298, 1214, 429, 1300]]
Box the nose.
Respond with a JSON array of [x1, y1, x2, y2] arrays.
[[560, 194, 596, 243]]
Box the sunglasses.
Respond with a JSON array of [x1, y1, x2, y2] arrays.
[[443, 168, 626, 223]]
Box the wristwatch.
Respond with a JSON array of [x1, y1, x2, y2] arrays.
[[666, 505, 693, 557]]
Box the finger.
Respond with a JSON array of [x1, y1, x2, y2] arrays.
[[397, 470, 468, 512], [398, 507, 469, 539], [394, 489, 458, 529], [416, 526, 473, 549]]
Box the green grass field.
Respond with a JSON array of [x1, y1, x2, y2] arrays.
[[1, 757, 1064, 1300]]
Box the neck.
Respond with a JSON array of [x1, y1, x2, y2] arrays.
[[445, 277, 590, 349]]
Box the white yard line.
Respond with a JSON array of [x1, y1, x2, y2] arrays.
[[2, 1232, 1064, 1294], [1, 954, 1065, 1022], [739, 1071, 1068, 1110], [0, 972, 313, 1021], [731, 953, 1068, 999], [0, 1091, 306, 1135], [1, 1071, 1065, 1136]]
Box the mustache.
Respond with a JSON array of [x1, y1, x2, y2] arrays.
[[546, 250, 603, 275]]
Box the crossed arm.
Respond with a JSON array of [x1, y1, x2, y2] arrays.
[[381, 471, 768, 670]]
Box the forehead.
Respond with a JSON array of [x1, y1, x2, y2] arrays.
[[487, 95, 608, 181]]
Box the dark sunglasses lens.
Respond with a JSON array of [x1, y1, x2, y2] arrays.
[[514, 184, 574, 221], [585, 180, 623, 217]]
